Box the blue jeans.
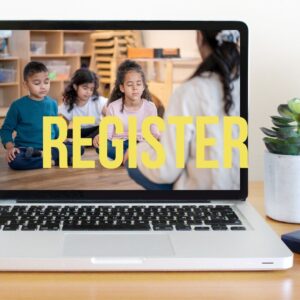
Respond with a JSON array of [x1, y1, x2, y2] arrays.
[[96, 139, 129, 160], [8, 142, 81, 170], [125, 161, 173, 190]]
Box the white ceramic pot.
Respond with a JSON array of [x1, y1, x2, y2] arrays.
[[264, 151, 300, 223]]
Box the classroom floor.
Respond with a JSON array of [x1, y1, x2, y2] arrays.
[[0, 147, 143, 190]]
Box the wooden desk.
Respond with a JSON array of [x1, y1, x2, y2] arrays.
[[0, 181, 299, 300]]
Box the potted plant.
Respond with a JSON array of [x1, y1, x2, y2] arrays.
[[261, 98, 300, 223]]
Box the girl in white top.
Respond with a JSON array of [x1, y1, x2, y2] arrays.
[[59, 68, 107, 139], [125, 30, 241, 190]]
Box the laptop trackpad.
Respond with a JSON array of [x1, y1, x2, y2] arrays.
[[63, 234, 175, 257]]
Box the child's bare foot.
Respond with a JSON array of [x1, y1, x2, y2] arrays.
[[25, 147, 42, 158]]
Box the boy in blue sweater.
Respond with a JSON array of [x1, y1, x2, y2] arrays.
[[0, 61, 75, 170]]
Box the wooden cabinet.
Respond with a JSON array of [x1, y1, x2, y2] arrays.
[[9, 30, 93, 106], [0, 57, 20, 119]]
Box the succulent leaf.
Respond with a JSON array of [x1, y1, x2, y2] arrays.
[[288, 98, 300, 114], [278, 104, 295, 119], [276, 127, 298, 139], [271, 116, 294, 124], [262, 100, 300, 155], [260, 127, 278, 137]]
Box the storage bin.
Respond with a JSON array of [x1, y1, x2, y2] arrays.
[[46, 60, 67, 66], [64, 41, 84, 54], [0, 68, 17, 83], [47, 65, 71, 81], [30, 41, 47, 55]]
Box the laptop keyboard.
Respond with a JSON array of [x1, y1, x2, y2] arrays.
[[0, 205, 245, 231]]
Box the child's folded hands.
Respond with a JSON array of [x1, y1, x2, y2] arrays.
[[6, 146, 20, 163]]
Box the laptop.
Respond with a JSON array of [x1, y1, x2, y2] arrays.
[[0, 20, 293, 271]]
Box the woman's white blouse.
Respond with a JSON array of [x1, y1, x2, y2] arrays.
[[135, 73, 241, 190]]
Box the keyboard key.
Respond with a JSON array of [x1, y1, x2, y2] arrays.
[[62, 224, 151, 231], [3, 224, 19, 230], [39, 225, 60, 231], [194, 226, 210, 231], [229, 220, 242, 225], [212, 225, 228, 231], [175, 224, 191, 231], [21, 225, 38, 231], [153, 225, 173, 231], [231, 226, 246, 230]]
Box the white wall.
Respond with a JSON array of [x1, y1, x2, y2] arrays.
[[1, 0, 300, 181], [142, 30, 200, 88], [142, 30, 199, 58]]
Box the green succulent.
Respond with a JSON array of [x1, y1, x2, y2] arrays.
[[261, 98, 300, 155]]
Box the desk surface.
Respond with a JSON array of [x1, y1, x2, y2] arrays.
[[0, 181, 299, 300]]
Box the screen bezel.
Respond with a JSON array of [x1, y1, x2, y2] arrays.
[[0, 20, 248, 202]]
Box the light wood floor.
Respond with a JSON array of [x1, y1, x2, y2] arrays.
[[0, 147, 143, 190]]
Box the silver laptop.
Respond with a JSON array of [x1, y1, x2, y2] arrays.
[[0, 20, 293, 271]]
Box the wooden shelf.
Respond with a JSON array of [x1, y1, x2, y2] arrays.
[[0, 56, 19, 61], [1, 30, 95, 113], [63, 30, 93, 33], [0, 82, 19, 87], [31, 54, 91, 58], [0, 57, 20, 115], [30, 30, 62, 33]]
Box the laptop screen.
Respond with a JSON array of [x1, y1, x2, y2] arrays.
[[0, 21, 248, 201]]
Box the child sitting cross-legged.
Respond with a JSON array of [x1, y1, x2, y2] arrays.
[[59, 68, 108, 140], [0, 61, 81, 170], [93, 60, 160, 160]]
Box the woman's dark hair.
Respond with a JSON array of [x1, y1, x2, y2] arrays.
[[191, 30, 240, 115], [108, 60, 152, 112], [63, 68, 99, 112]]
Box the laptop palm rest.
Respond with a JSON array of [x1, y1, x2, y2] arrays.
[[63, 234, 175, 257]]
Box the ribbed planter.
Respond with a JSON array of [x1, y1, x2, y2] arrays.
[[264, 151, 300, 223]]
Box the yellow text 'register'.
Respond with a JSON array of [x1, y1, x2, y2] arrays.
[[43, 116, 248, 169]]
